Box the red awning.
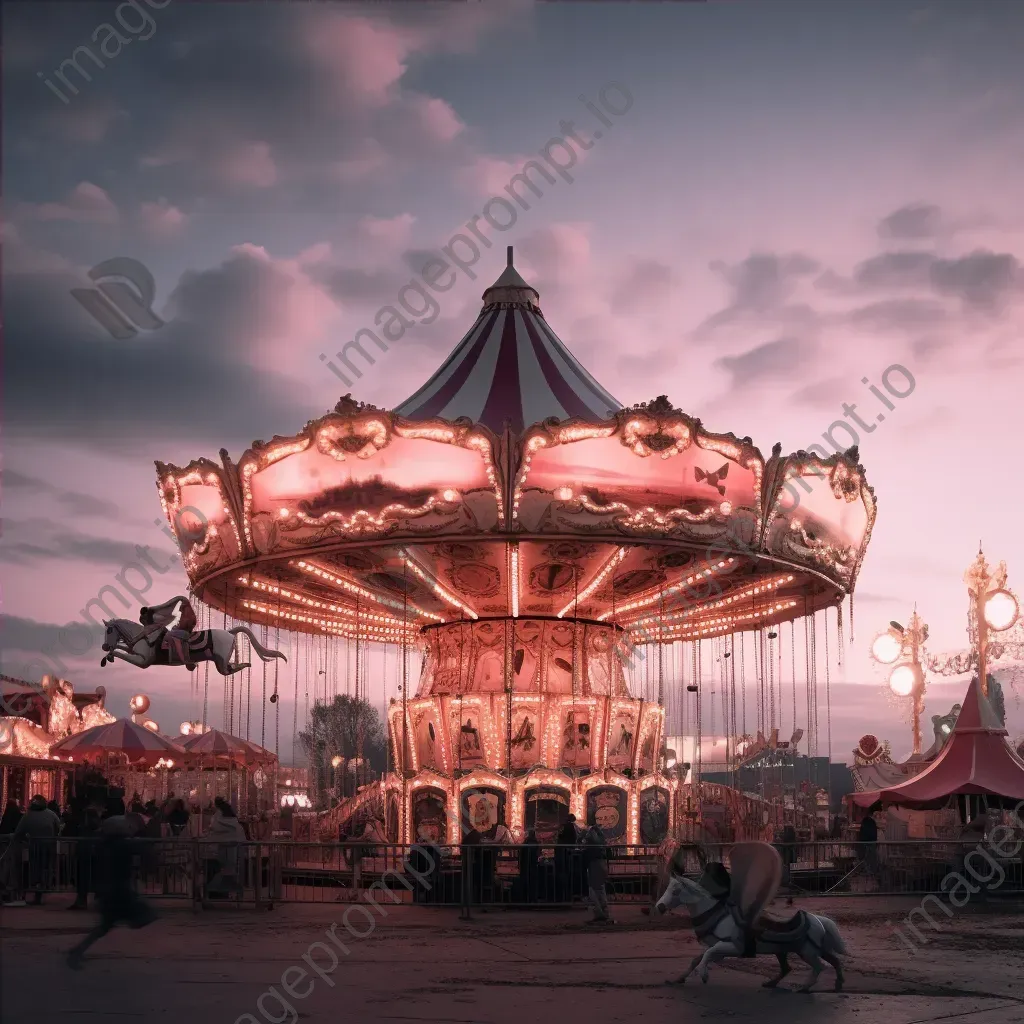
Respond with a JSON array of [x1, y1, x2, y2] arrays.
[[852, 675, 1024, 809]]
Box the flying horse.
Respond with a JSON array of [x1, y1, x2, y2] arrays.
[[651, 841, 847, 992], [100, 595, 287, 677]]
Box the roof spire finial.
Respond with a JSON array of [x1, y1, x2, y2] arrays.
[[507, 245, 513, 267]]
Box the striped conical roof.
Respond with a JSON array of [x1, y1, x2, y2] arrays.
[[395, 248, 620, 433]]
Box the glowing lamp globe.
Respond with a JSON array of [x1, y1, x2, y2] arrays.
[[129, 694, 150, 715], [871, 631, 903, 665], [331, 755, 343, 768], [984, 589, 1019, 632], [142, 719, 160, 733], [180, 722, 193, 736], [889, 662, 921, 697]]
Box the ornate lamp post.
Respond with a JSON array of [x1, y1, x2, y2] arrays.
[[870, 611, 929, 757], [964, 549, 1020, 699]]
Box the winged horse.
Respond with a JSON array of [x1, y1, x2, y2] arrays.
[[652, 841, 847, 992]]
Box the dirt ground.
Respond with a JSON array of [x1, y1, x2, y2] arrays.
[[2, 894, 1023, 1023]]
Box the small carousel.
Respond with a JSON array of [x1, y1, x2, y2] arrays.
[[41, 692, 278, 818], [0, 674, 115, 807], [151, 249, 876, 845]]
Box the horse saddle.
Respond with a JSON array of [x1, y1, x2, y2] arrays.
[[754, 909, 810, 947], [161, 630, 209, 665]]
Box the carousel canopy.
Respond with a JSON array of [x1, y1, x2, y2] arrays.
[[179, 728, 274, 766], [852, 676, 1024, 809], [50, 718, 187, 767], [156, 252, 876, 651], [395, 248, 620, 433]]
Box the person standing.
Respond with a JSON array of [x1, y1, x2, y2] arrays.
[[204, 798, 246, 898], [70, 804, 102, 910], [857, 807, 879, 884], [780, 823, 797, 895], [582, 824, 613, 924], [518, 829, 540, 904], [12, 795, 61, 905], [555, 814, 580, 903]]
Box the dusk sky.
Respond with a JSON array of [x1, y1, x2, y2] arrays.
[[4, 0, 1024, 766]]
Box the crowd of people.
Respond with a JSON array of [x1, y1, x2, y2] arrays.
[[401, 812, 615, 923], [0, 788, 272, 912]]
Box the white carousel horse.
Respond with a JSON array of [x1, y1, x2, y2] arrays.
[[100, 618, 287, 676], [652, 844, 847, 992]]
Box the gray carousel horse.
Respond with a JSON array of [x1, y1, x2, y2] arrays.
[[652, 841, 847, 992], [101, 618, 287, 676]]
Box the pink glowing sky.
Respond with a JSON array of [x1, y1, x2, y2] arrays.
[[4, 1, 1024, 764]]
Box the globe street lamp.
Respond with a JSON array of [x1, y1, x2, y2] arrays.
[[870, 612, 929, 756], [965, 549, 1021, 699]]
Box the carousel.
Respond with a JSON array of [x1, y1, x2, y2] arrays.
[[150, 248, 877, 845]]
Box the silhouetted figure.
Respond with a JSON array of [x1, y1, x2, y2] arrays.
[[13, 795, 60, 905], [70, 805, 102, 910], [858, 810, 879, 880], [0, 800, 22, 835], [461, 829, 481, 905], [166, 799, 190, 837], [518, 830, 540, 904], [409, 825, 442, 904], [66, 809, 157, 969], [582, 824, 612, 923], [555, 814, 579, 902]]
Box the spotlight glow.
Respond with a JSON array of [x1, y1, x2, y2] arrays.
[[871, 631, 903, 665], [984, 589, 1019, 632]]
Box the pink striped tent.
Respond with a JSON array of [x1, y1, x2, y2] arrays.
[[50, 718, 187, 767], [395, 247, 620, 433]]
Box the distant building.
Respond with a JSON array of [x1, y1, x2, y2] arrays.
[[699, 752, 855, 814]]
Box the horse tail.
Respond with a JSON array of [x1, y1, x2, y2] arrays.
[[819, 916, 848, 955], [229, 626, 288, 663]]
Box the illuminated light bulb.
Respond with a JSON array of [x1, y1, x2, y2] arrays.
[[129, 694, 150, 715], [142, 719, 159, 732], [279, 508, 290, 518], [984, 589, 1019, 632], [871, 631, 903, 665], [555, 486, 574, 501], [888, 662, 920, 697], [180, 722, 192, 736], [441, 489, 459, 502], [331, 755, 343, 768]]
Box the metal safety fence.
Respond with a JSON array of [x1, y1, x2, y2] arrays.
[[2, 837, 1022, 910]]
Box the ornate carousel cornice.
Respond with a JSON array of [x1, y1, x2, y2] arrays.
[[154, 256, 877, 642]]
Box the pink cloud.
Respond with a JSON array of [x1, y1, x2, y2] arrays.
[[331, 138, 392, 182], [27, 182, 118, 224], [138, 198, 187, 238], [407, 95, 464, 142], [213, 141, 277, 188], [358, 213, 416, 248], [459, 143, 591, 198], [518, 223, 593, 284], [303, 15, 417, 108]]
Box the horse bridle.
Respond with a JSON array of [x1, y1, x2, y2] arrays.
[[100, 620, 158, 665]]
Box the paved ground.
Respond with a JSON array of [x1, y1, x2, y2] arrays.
[[2, 895, 1023, 1024]]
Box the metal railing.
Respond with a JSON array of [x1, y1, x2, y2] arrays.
[[2, 837, 1021, 909]]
